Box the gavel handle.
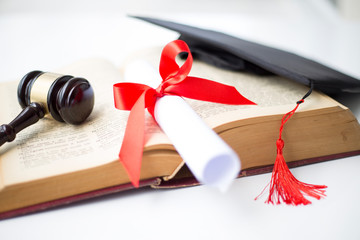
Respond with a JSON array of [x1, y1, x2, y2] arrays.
[[0, 102, 46, 147]]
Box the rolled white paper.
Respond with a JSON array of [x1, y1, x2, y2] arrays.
[[125, 60, 240, 192], [154, 95, 240, 192]]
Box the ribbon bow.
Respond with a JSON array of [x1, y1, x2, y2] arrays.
[[113, 40, 255, 187]]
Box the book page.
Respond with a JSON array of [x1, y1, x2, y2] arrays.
[[0, 58, 166, 186], [124, 47, 341, 129], [186, 60, 341, 128]]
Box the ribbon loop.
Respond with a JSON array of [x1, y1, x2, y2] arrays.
[[159, 40, 193, 86], [113, 40, 256, 187]]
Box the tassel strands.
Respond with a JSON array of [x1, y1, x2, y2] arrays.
[[257, 82, 327, 205]]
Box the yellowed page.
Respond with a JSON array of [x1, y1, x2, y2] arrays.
[[186, 59, 342, 129], [124, 47, 342, 130]]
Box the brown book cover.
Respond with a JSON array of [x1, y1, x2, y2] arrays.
[[1, 150, 360, 220]]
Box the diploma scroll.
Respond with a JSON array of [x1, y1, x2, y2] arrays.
[[125, 60, 240, 191]]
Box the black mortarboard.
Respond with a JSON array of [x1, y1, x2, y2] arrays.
[[132, 16, 360, 95]]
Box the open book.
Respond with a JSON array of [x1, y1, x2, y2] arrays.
[[1, 48, 360, 219]]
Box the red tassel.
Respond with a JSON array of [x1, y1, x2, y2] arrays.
[[256, 99, 327, 205]]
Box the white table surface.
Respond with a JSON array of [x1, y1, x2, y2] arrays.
[[0, 0, 360, 239]]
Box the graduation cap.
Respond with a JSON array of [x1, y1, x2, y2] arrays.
[[132, 16, 360, 95], [131, 16, 360, 205]]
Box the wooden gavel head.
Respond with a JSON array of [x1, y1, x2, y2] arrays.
[[0, 71, 95, 147], [17, 71, 94, 125]]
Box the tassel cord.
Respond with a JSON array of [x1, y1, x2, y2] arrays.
[[257, 81, 327, 205]]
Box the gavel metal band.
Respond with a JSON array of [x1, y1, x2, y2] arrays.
[[30, 72, 63, 114]]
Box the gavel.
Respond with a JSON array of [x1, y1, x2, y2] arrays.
[[0, 71, 95, 147]]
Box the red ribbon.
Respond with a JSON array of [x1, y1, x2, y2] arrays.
[[113, 40, 255, 187]]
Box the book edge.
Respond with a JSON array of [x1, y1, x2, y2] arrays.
[[0, 177, 161, 221], [153, 150, 360, 189]]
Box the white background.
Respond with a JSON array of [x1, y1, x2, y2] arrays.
[[0, 0, 360, 239]]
